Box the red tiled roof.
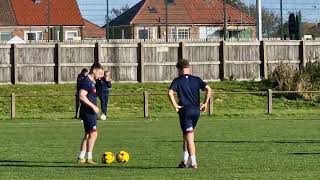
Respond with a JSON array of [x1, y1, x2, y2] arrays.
[[111, 0, 255, 26], [10, 0, 84, 26], [0, 0, 16, 25], [83, 19, 106, 39]]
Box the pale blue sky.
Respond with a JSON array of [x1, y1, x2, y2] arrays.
[[77, 0, 320, 26]]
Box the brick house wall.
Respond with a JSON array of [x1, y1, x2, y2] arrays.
[[0, 26, 82, 41], [108, 24, 256, 40]]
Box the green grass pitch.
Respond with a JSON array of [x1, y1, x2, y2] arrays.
[[0, 116, 319, 180], [0, 82, 319, 179]]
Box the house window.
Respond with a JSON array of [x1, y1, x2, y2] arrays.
[[138, 28, 149, 39], [65, 31, 79, 40], [0, 32, 12, 41], [171, 28, 189, 39], [25, 31, 43, 40]]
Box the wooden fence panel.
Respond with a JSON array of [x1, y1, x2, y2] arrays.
[[305, 41, 320, 63], [60, 44, 95, 83], [182, 43, 220, 81], [265, 41, 301, 74], [1, 41, 320, 84], [224, 42, 261, 80], [142, 43, 179, 82], [99, 44, 138, 82], [0, 45, 11, 83], [15, 44, 55, 83]]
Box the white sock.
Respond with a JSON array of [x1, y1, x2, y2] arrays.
[[190, 155, 197, 166], [79, 151, 86, 159], [183, 151, 189, 163], [87, 152, 93, 159]]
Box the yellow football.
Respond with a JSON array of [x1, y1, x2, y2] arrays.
[[116, 151, 129, 163], [102, 152, 115, 164]]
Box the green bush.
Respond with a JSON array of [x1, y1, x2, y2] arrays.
[[270, 62, 320, 101]]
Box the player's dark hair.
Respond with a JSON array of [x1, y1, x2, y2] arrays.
[[176, 59, 190, 70], [80, 68, 88, 75], [89, 63, 103, 73]]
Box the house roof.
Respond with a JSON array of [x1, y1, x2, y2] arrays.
[[10, 0, 84, 26], [0, 0, 16, 25], [108, 0, 146, 26], [83, 19, 106, 39], [109, 0, 255, 26]]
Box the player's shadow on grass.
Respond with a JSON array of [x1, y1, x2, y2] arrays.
[[0, 164, 176, 169], [0, 160, 69, 164], [289, 152, 320, 155], [0, 160, 176, 169], [161, 140, 320, 144]]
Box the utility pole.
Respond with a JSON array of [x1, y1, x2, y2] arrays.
[[256, 0, 262, 40], [280, 0, 284, 40], [223, 0, 227, 40], [165, 0, 169, 42], [47, 0, 51, 42], [313, 5, 319, 34], [106, 0, 109, 42]]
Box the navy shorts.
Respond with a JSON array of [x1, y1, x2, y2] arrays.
[[178, 108, 200, 134], [80, 112, 97, 134]]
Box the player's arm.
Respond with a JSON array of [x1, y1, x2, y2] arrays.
[[79, 89, 99, 114], [104, 80, 112, 88], [200, 85, 212, 112], [168, 89, 183, 113]]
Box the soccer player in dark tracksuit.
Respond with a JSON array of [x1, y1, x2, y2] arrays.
[[75, 68, 88, 119], [77, 63, 104, 165], [168, 59, 212, 169], [96, 71, 112, 119]]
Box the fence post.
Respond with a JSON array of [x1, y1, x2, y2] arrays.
[[300, 40, 307, 68], [268, 89, 273, 114], [144, 91, 149, 118], [178, 42, 184, 59], [11, 93, 16, 119], [138, 43, 145, 83], [208, 93, 214, 116], [219, 41, 227, 80], [260, 41, 268, 79], [57, 43, 62, 84], [12, 44, 18, 84], [94, 42, 100, 63]]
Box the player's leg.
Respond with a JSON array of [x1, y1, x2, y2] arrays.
[[86, 131, 98, 164], [78, 134, 89, 164], [183, 134, 190, 165], [178, 112, 191, 168], [185, 131, 196, 168], [85, 117, 98, 164], [105, 93, 109, 117], [100, 95, 106, 115], [186, 109, 200, 168]]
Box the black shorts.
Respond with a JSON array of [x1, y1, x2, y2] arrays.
[[79, 112, 97, 134], [178, 108, 200, 134]]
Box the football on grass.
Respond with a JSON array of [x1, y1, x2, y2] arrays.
[[100, 114, 107, 121], [102, 152, 115, 164], [116, 151, 129, 163]]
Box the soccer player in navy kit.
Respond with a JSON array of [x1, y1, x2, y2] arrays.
[[77, 63, 104, 164], [168, 59, 212, 169], [96, 71, 112, 119]]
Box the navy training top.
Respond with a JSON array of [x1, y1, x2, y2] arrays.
[[96, 78, 112, 95], [79, 76, 97, 114], [76, 73, 86, 95], [169, 74, 207, 108]]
